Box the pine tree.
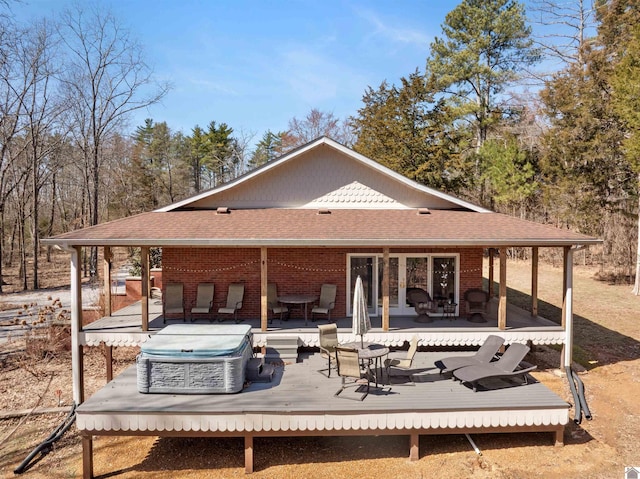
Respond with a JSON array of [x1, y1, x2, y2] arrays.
[[427, 0, 540, 153]]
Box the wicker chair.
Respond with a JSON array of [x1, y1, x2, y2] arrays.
[[463, 288, 489, 322], [406, 288, 435, 323]]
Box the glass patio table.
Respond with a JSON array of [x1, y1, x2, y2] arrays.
[[342, 342, 390, 387], [277, 294, 318, 325]]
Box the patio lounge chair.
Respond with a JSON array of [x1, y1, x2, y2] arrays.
[[217, 283, 245, 323], [334, 346, 372, 401], [464, 288, 489, 322], [384, 335, 418, 384], [189, 283, 215, 322], [163, 283, 185, 323], [453, 343, 537, 392], [436, 335, 505, 374], [311, 284, 337, 322], [318, 323, 339, 377], [406, 288, 435, 323], [267, 283, 288, 323]]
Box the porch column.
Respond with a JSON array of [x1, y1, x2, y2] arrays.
[[488, 248, 495, 298], [531, 247, 539, 318], [141, 246, 150, 331], [260, 247, 268, 331], [382, 248, 390, 331], [498, 248, 507, 330], [103, 246, 112, 317], [70, 246, 85, 404], [562, 247, 574, 369]]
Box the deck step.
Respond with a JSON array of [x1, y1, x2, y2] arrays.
[[246, 358, 275, 383], [265, 335, 299, 363]]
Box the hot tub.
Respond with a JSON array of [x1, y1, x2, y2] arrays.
[[136, 324, 253, 394]]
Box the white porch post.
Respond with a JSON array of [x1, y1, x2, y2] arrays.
[[103, 246, 112, 317], [562, 247, 574, 369], [70, 245, 84, 404]]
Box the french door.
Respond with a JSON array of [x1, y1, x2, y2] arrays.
[[348, 254, 459, 316]]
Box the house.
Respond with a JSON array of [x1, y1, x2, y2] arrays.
[[43, 136, 600, 476], [44, 136, 599, 403]]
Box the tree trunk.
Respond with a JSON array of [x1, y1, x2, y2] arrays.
[[0, 205, 4, 294], [32, 148, 39, 290], [633, 172, 640, 295]]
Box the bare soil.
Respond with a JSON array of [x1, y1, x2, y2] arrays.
[[1, 258, 639, 479]]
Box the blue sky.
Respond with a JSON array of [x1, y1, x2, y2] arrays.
[[12, 1, 566, 143], [12, 0, 454, 139]]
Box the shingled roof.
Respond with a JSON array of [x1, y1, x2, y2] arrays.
[[43, 137, 600, 248]]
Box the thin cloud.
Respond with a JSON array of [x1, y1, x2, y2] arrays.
[[275, 46, 368, 106], [355, 7, 430, 46]]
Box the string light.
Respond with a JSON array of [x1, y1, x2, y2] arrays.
[[161, 258, 483, 275]]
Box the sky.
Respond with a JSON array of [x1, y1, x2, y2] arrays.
[[10, 0, 573, 144], [11, 0, 457, 140]]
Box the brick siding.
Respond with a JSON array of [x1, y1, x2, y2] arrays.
[[162, 247, 484, 320]]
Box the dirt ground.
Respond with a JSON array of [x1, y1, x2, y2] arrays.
[[0, 258, 639, 479]]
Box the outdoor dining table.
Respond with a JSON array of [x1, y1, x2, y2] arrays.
[[342, 342, 390, 387], [277, 294, 318, 325]]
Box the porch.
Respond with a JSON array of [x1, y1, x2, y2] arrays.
[[80, 296, 565, 349], [77, 349, 569, 477]]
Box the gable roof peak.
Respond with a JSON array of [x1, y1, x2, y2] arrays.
[[157, 136, 489, 213]]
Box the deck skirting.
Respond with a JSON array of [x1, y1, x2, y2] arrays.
[[77, 408, 568, 433]]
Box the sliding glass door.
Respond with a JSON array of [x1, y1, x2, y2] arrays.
[[348, 253, 459, 317]]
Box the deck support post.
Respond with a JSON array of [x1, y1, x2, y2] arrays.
[[244, 434, 254, 473], [103, 246, 112, 317], [409, 432, 419, 461], [382, 248, 390, 331], [141, 247, 150, 331], [82, 434, 93, 479], [531, 247, 539, 317], [261, 247, 268, 331], [104, 343, 113, 383], [498, 248, 507, 330], [554, 427, 565, 447]]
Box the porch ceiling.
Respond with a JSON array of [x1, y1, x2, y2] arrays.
[[43, 208, 600, 248]]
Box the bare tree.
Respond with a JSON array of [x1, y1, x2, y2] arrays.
[[528, 0, 596, 76], [57, 2, 169, 275], [283, 108, 355, 152], [18, 19, 65, 288], [0, 21, 35, 292]]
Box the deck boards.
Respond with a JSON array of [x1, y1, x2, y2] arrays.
[[77, 351, 569, 476], [80, 299, 565, 348], [77, 352, 568, 416]]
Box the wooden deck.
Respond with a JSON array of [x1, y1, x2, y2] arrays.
[[81, 298, 566, 349], [77, 351, 569, 476]]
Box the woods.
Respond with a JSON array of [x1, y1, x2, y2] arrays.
[[0, 0, 638, 293]]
